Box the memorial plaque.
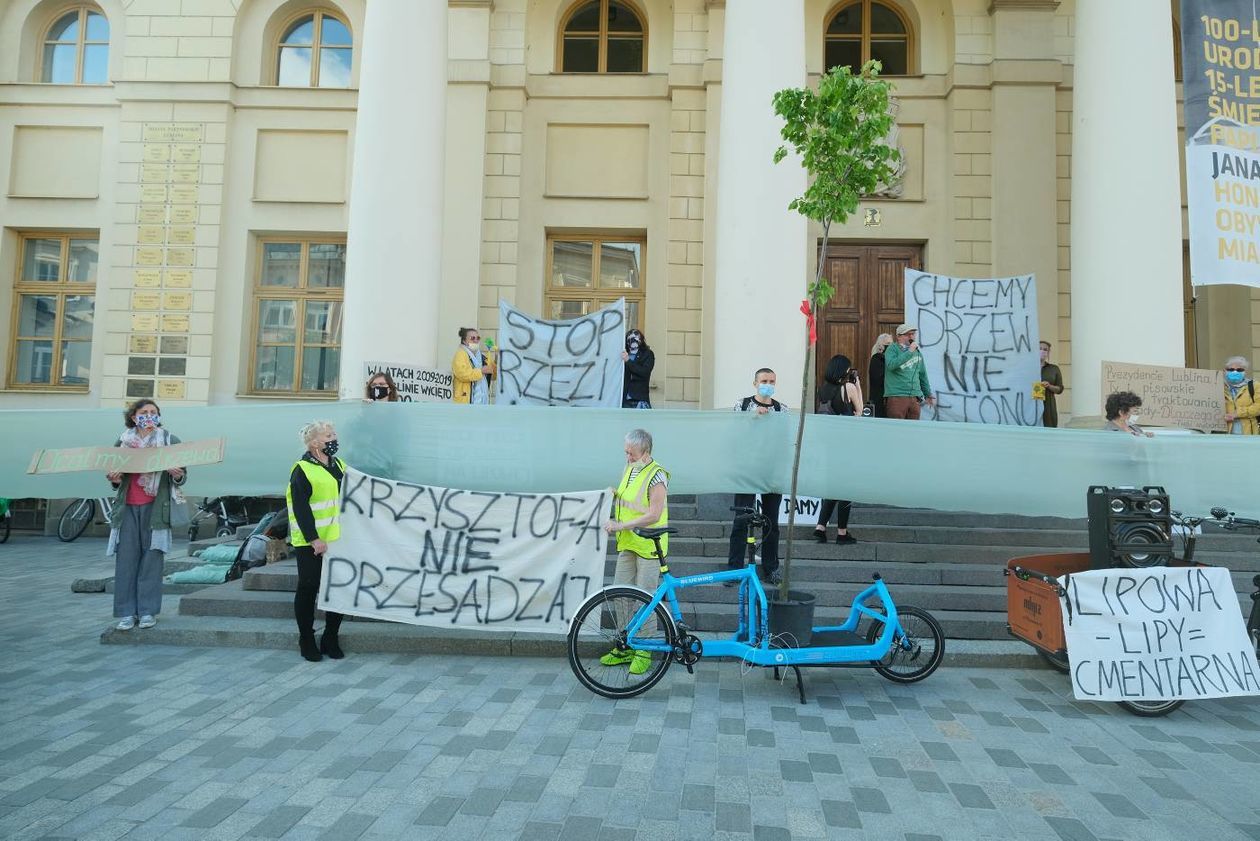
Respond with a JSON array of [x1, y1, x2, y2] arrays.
[[164, 269, 192, 288], [143, 123, 202, 143], [128, 357, 156, 376], [156, 380, 186, 399], [137, 226, 165, 245], [133, 269, 161, 288], [142, 144, 170, 163], [171, 164, 199, 184], [171, 144, 201, 163], [169, 205, 197, 224], [167, 227, 195, 245], [131, 291, 161, 310], [170, 185, 198, 204], [162, 291, 192, 310], [137, 205, 166, 224], [159, 336, 189, 355], [161, 314, 190, 333], [165, 248, 195, 267], [126, 379, 155, 398], [129, 335, 158, 354], [140, 184, 167, 203], [131, 313, 159, 332], [140, 164, 167, 183], [158, 357, 187, 376]]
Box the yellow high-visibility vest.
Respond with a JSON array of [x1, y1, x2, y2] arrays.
[[286, 457, 345, 547], [614, 460, 669, 559]]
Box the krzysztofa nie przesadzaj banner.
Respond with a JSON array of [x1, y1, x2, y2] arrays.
[[318, 468, 609, 632], [1181, 1, 1260, 288], [903, 270, 1041, 425], [496, 298, 626, 407], [1060, 567, 1260, 702]]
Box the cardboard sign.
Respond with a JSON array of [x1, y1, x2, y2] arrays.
[[364, 361, 452, 403], [1100, 361, 1224, 430], [319, 468, 607, 632], [1061, 567, 1260, 701], [27, 438, 226, 475]]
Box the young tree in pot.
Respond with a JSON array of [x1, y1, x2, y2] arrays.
[[771, 61, 902, 620]]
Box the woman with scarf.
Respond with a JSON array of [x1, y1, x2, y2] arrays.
[[622, 328, 655, 409], [105, 400, 188, 631], [452, 327, 494, 404]]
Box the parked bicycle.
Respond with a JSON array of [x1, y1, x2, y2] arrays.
[[1210, 508, 1260, 659], [57, 496, 114, 542], [567, 515, 944, 703]]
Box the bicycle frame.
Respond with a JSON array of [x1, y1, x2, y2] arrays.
[[622, 565, 902, 668]]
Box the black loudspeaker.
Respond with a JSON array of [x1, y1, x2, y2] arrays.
[[1086, 486, 1173, 570]]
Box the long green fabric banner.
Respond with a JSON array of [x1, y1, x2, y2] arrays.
[[0, 401, 1254, 519]]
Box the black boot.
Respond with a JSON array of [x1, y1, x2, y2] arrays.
[[319, 631, 344, 660], [299, 633, 322, 662]]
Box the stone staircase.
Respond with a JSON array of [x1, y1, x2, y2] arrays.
[[100, 494, 1260, 659]]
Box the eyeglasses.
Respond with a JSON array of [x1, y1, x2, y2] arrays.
[[1226, 367, 1246, 372]]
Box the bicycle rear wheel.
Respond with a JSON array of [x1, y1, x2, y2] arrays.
[[1118, 699, 1184, 717], [57, 499, 95, 542], [867, 605, 945, 683], [567, 587, 675, 699]]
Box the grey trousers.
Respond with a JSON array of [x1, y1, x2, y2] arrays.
[[113, 502, 164, 618]]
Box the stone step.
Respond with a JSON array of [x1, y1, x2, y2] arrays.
[[691, 497, 1091, 530]]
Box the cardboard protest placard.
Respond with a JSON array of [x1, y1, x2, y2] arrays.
[[364, 361, 452, 402], [27, 438, 226, 475], [775, 495, 821, 525], [319, 468, 608, 632], [1060, 567, 1260, 702], [904, 270, 1042, 425], [496, 299, 626, 407], [1100, 361, 1223, 430]]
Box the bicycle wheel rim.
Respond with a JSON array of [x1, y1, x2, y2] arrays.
[[58, 499, 94, 541], [868, 606, 944, 682], [1119, 699, 1184, 717], [568, 589, 673, 699]]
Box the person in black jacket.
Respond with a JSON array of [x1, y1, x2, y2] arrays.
[[622, 329, 655, 408], [813, 355, 863, 546], [867, 332, 892, 418]]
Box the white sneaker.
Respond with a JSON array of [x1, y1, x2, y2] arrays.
[[138, 615, 156, 629], [116, 616, 136, 631]]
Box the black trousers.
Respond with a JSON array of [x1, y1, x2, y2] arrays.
[[817, 499, 852, 530], [728, 493, 781, 574], [294, 545, 343, 638]]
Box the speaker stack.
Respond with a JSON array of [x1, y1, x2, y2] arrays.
[[1086, 486, 1173, 570]]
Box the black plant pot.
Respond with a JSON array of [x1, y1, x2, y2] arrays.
[[766, 588, 816, 648]]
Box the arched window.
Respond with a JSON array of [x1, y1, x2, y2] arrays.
[[559, 0, 646, 74], [41, 7, 109, 84], [825, 0, 912, 76], [275, 10, 352, 87]]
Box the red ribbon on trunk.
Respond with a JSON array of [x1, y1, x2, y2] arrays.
[[800, 299, 817, 345]]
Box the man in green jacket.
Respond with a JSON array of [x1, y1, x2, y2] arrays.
[[883, 323, 935, 420]]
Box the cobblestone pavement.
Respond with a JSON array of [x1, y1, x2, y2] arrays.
[[2, 533, 1259, 841]]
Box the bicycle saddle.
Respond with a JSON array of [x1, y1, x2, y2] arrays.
[[634, 526, 678, 539]]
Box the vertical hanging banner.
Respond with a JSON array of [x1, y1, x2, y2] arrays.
[[319, 468, 609, 632], [1181, 0, 1260, 287], [904, 270, 1042, 425], [496, 299, 626, 407]]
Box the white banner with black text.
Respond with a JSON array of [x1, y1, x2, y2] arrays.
[[496, 298, 626, 407]]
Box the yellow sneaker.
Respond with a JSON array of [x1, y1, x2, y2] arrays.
[[629, 650, 653, 675], [599, 647, 634, 666]]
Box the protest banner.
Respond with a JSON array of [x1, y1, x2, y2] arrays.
[[364, 361, 452, 402], [27, 438, 225, 475], [1100, 361, 1223, 430], [1060, 567, 1260, 701], [1180, 0, 1260, 288], [904, 270, 1041, 425], [496, 299, 625, 407], [775, 495, 820, 525], [318, 468, 609, 632]]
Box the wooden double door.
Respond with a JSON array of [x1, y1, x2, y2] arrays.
[[815, 243, 923, 397]]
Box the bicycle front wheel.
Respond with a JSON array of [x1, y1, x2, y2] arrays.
[[867, 605, 945, 683], [567, 587, 676, 699], [57, 499, 95, 542]]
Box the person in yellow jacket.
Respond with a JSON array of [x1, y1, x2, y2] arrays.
[[287, 420, 348, 662], [452, 327, 495, 404], [1224, 356, 1259, 435], [601, 428, 669, 675]]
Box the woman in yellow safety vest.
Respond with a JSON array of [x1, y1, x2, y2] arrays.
[[287, 420, 348, 662], [600, 428, 669, 676]]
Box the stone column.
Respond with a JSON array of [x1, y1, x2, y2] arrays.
[[339, 2, 448, 396], [711, 0, 808, 408], [1069, 0, 1183, 423]]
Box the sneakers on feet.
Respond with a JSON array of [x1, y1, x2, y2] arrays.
[[599, 647, 635, 666], [835, 533, 857, 545], [812, 530, 827, 543], [115, 616, 136, 631], [763, 569, 783, 586], [138, 615, 156, 629], [628, 650, 653, 675]]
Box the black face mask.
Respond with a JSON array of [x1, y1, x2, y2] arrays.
[[370, 385, 389, 401], [322, 440, 340, 458]]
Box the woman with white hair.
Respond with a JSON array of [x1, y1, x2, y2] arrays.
[[1223, 356, 1258, 435], [867, 332, 893, 418], [286, 420, 348, 661]]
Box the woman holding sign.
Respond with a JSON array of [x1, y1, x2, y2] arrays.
[[287, 421, 348, 662], [106, 400, 188, 632]]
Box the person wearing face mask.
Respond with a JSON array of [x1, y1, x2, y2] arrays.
[[883, 324, 936, 420], [452, 327, 495, 404], [363, 372, 399, 403], [868, 333, 893, 418], [1103, 391, 1153, 437], [1223, 356, 1258, 435], [1038, 341, 1065, 428], [729, 368, 788, 585], [621, 329, 655, 409], [600, 428, 669, 675], [287, 421, 349, 661], [105, 400, 188, 632]]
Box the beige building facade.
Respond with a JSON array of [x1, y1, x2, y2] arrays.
[[0, 0, 1258, 421]]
